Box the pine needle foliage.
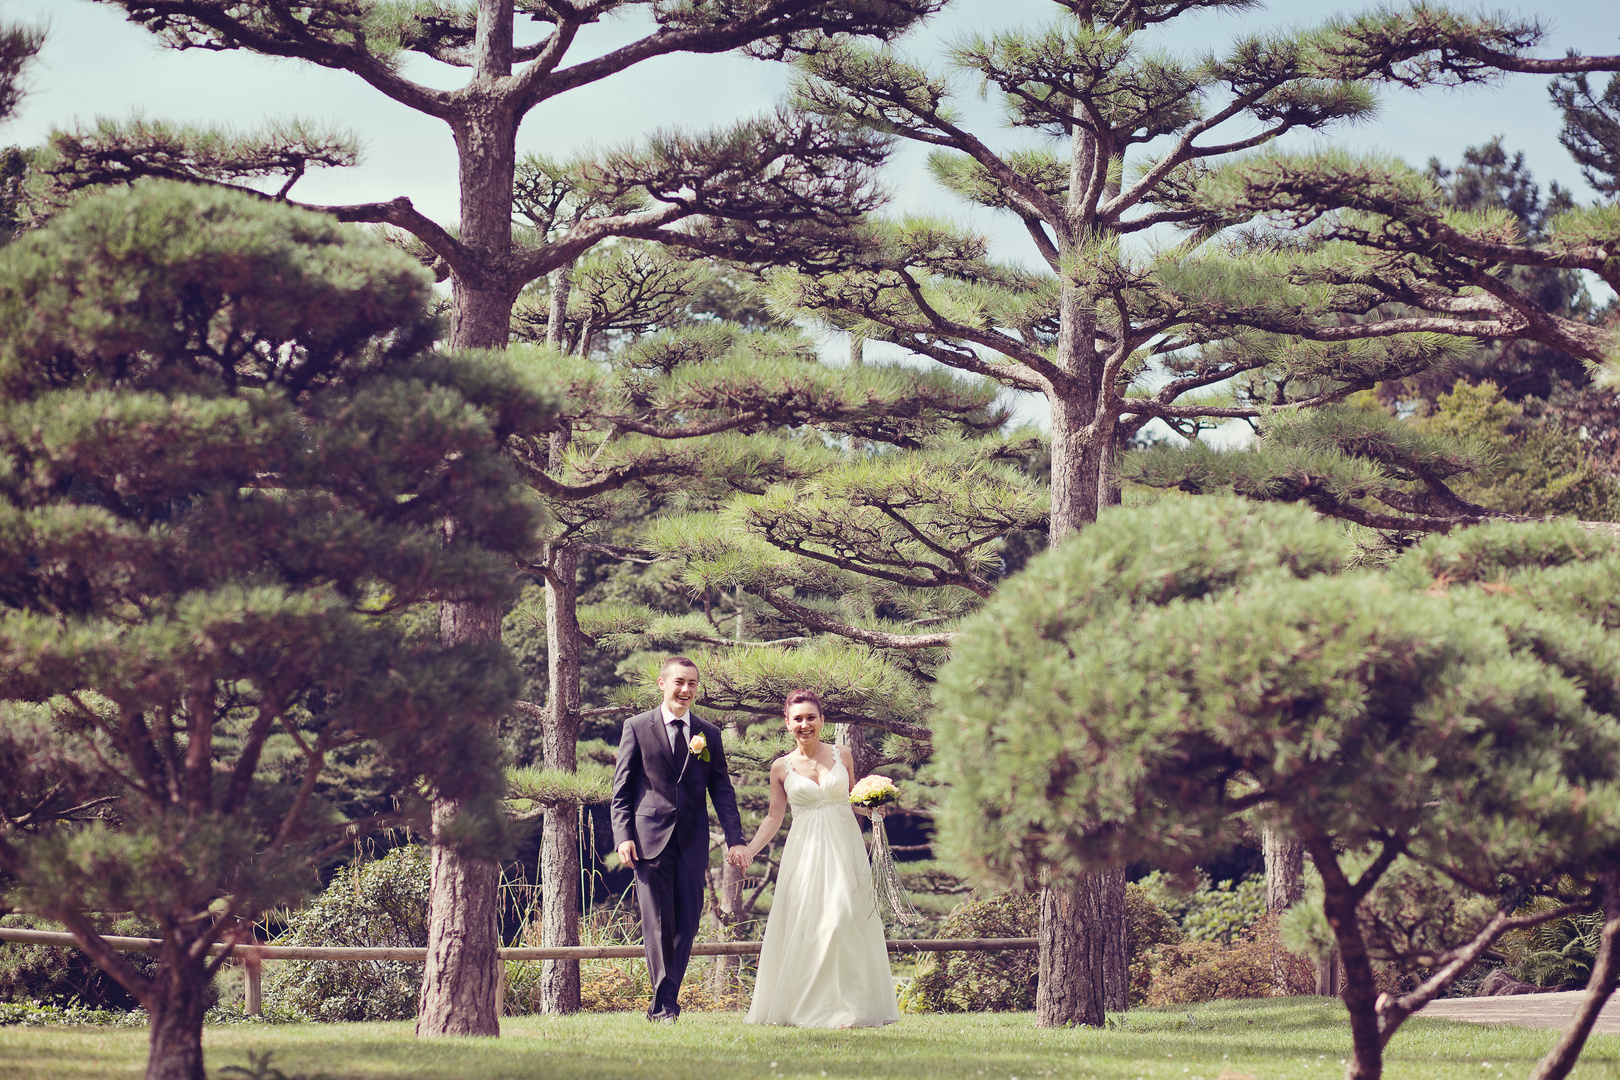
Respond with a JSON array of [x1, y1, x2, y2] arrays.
[[0, 182, 550, 1080], [934, 497, 1620, 1080]]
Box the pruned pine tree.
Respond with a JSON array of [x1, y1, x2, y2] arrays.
[[0, 17, 42, 247], [1127, 389, 1620, 538], [1161, 146, 1619, 387], [0, 20, 40, 124], [0, 182, 550, 1080], [1554, 71, 1620, 200], [768, 0, 1575, 1025], [934, 497, 1620, 1080], [63, 0, 944, 1035], [582, 434, 1041, 956], [487, 257, 1006, 1011], [1406, 138, 1598, 403]]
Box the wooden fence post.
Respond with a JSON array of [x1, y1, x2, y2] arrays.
[[243, 949, 262, 1017]]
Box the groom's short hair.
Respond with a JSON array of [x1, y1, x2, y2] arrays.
[[660, 655, 699, 677]]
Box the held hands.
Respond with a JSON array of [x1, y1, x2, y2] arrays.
[[619, 840, 751, 869]]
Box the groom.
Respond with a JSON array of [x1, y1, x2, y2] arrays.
[[612, 656, 748, 1021]]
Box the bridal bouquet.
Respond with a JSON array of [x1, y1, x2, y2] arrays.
[[848, 774, 899, 809], [848, 774, 920, 925]]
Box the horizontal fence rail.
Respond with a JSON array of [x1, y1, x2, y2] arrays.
[[0, 927, 1036, 960], [0, 927, 1036, 1017]]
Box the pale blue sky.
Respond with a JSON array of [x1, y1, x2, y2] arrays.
[[4, 0, 1617, 434], [8, 1, 1618, 224]]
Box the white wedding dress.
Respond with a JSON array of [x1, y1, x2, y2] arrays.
[[745, 761, 900, 1028]]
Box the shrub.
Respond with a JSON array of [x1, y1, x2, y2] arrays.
[[900, 893, 1039, 1013], [1513, 910, 1603, 988], [261, 846, 430, 1022], [0, 913, 157, 1010], [1137, 871, 1267, 945], [903, 886, 1181, 1012], [1127, 884, 1183, 1005], [1143, 914, 1314, 1005]]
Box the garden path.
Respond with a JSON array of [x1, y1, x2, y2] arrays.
[[1417, 991, 1620, 1032]]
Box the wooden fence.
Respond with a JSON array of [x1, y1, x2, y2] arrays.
[[0, 927, 1037, 1016]]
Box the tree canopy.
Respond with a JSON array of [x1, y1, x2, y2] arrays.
[[934, 497, 1620, 1080], [0, 180, 552, 1080]]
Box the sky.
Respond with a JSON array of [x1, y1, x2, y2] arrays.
[[4, 0, 1619, 431]]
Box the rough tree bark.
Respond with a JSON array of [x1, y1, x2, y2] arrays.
[[836, 720, 879, 781], [1305, 835, 1384, 1080], [142, 936, 211, 1080], [417, 2, 524, 1036], [1264, 827, 1306, 913], [1034, 175, 1127, 1021], [417, 781, 504, 1035], [707, 847, 746, 997], [1035, 877, 1107, 1026], [539, 542, 583, 1013], [1264, 826, 1308, 995]]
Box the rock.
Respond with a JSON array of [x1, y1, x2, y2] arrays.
[[1478, 970, 1552, 996]]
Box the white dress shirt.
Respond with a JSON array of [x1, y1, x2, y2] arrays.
[[660, 703, 692, 755]]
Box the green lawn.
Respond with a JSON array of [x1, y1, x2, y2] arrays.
[[2, 1000, 1617, 1080]]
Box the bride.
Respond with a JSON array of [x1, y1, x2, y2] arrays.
[[739, 689, 899, 1028]]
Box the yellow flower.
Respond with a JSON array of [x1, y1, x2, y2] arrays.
[[849, 774, 899, 807], [688, 732, 709, 761]]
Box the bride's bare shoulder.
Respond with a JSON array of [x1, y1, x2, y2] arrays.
[[769, 755, 791, 777]]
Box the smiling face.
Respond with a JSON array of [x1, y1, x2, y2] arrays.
[[784, 701, 825, 747], [658, 662, 699, 717]]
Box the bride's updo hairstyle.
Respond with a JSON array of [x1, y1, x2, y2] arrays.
[[783, 689, 824, 716]]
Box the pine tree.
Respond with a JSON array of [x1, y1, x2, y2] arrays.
[[469, 239, 1007, 1010], [0, 21, 39, 124], [56, 0, 944, 1034], [0, 181, 550, 1080], [933, 497, 1620, 1080], [762, 0, 1611, 1025]]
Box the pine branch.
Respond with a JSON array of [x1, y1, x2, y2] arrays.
[[753, 589, 956, 650]]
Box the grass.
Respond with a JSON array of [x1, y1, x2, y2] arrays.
[[1, 999, 1618, 1080]]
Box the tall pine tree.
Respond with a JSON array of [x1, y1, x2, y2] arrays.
[[0, 180, 549, 1080], [57, 0, 944, 1034]]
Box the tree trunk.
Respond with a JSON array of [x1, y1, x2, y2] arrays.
[[545, 265, 572, 348], [418, 593, 506, 1035], [1264, 826, 1306, 993], [1101, 865, 1128, 1013], [1035, 880, 1105, 1027], [417, 4, 524, 1034], [142, 946, 210, 1080], [1527, 870, 1620, 1080], [1316, 947, 1343, 997], [1037, 382, 1122, 1024], [1305, 838, 1383, 1080], [707, 854, 745, 998], [538, 543, 583, 1013], [1264, 827, 1306, 913], [417, 788, 504, 1036], [1047, 387, 1105, 543], [836, 720, 878, 781]]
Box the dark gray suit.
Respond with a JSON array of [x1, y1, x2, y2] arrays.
[[611, 708, 744, 1019]]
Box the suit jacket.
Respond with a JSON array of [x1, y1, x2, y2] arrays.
[[611, 708, 745, 866]]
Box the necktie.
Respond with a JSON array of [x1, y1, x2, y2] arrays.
[[671, 717, 687, 761]]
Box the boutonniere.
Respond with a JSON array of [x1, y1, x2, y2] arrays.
[[688, 732, 710, 763]]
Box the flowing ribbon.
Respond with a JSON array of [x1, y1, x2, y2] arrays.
[[868, 807, 923, 926]]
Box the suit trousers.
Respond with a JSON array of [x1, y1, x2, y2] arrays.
[[634, 834, 705, 1019]]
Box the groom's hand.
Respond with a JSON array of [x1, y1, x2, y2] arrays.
[[726, 845, 749, 869], [616, 840, 638, 868]]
